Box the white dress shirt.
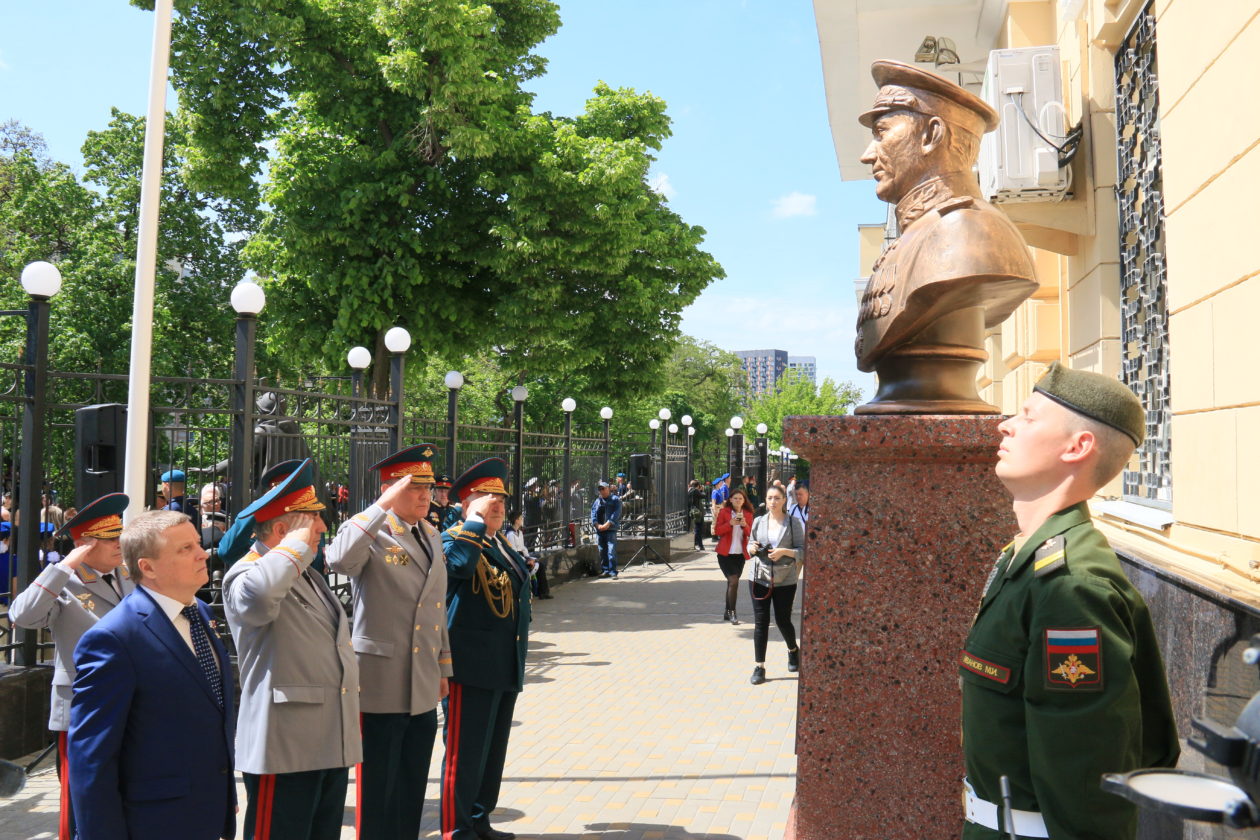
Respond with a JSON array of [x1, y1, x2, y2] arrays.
[[141, 585, 219, 667]]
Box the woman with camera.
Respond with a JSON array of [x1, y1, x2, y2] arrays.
[[745, 484, 805, 685], [713, 487, 755, 624]]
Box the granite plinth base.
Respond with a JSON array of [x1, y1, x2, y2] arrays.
[[784, 415, 1015, 840]]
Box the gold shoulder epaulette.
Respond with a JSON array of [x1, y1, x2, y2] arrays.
[[1032, 535, 1067, 578], [242, 551, 261, 563]]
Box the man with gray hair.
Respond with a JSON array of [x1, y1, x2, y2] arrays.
[[222, 458, 360, 840], [68, 509, 236, 840]]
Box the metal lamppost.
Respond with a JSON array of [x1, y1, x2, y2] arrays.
[[680, 414, 693, 482], [444, 370, 463, 474], [347, 346, 371, 508], [12, 262, 61, 665], [658, 409, 671, 529], [228, 280, 265, 525], [725, 426, 735, 481], [755, 422, 769, 501], [561, 397, 575, 540], [384, 327, 410, 452], [512, 385, 528, 513], [600, 406, 613, 482], [730, 415, 745, 483], [648, 418, 661, 537]]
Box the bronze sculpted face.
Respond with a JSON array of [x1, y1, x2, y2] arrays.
[[861, 112, 936, 204], [851, 61, 1039, 414]]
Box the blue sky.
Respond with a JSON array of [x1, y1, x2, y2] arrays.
[[1, 0, 883, 394]]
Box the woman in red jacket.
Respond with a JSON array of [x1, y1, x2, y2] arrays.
[[713, 487, 754, 624]]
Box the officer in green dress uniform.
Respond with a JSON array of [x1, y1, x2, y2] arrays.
[[427, 473, 453, 530], [961, 363, 1180, 839], [440, 458, 531, 840]]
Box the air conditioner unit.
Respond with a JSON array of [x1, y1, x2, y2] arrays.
[[979, 46, 1070, 203]]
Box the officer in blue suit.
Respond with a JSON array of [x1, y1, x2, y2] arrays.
[[440, 458, 531, 840], [590, 481, 622, 578], [69, 509, 236, 840]]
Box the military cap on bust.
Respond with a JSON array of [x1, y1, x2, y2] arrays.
[[59, 492, 129, 540], [434, 473, 453, 490], [237, 458, 326, 524], [160, 468, 186, 483], [258, 459, 303, 491], [1033, 361, 1145, 446], [859, 59, 998, 139], [451, 458, 509, 503], [372, 443, 438, 485]]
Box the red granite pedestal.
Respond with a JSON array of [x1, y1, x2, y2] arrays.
[[784, 415, 1016, 840]]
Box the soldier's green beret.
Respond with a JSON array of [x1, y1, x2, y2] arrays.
[[1033, 362, 1144, 446]]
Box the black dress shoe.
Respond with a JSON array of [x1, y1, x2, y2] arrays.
[[750, 666, 766, 685], [477, 828, 516, 840]]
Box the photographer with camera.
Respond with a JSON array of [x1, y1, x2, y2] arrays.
[[745, 484, 805, 686]]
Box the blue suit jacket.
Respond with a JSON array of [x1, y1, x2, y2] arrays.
[[69, 587, 237, 840]]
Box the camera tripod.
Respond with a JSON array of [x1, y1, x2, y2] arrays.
[[621, 484, 674, 572]]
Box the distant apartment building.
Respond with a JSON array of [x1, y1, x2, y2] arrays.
[[787, 356, 817, 386], [735, 349, 789, 396]]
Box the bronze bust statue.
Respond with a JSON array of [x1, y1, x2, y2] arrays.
[[854, 60, 1038, 414]]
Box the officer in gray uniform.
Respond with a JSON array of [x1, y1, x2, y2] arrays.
[[9, 493, 132, 840], [222, 459, 360, 840], [325, 443, 452, 840]]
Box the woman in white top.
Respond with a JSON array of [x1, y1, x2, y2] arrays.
[[713, 488, 754, 625], [745, 485, 806, 685]]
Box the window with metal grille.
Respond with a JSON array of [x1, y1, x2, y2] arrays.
[[1114, 2, 1171, 507]]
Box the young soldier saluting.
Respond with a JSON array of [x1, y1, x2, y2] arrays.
[[961, 363, 1180, 839]]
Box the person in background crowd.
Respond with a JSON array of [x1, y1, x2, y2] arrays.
[[427, 473, 453, 530], [326, 445, 450, 840], [687, 479, 707, 551], [523, 478, 543, 553], [614, 472, 634, 501], [505, 510, 550, 599], [41, 491, 66, 529], [153, 491, 168, 511], [542, 480, 560, 548], [789, 481, 809, 526], [441, 458, 532, 840], [743, 476, 762, 514], [2, 490, 12, 522], [745, 485, 805, 686], [69, 510, 236, 840], [199, 483, 228, 551], [713, 487, 754, 625], [222, 459, 359, 840], [9, 494, 133, 840], [785, 476, 796, 497], [591, 480, 622, 579]]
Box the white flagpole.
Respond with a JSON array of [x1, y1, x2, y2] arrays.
[[122, 0, 175, 522]]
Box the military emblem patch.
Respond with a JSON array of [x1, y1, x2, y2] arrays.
[[1045, 627, 1102, 690], [75, 592, 96, 612]]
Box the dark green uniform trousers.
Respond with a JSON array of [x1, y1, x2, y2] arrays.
[[440, 681, 517, 840], [242, 767, 348, 840], [358, 710, 438, 839]]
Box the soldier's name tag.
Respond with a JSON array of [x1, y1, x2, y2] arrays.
[[960, 650, 1012, 684], [384, 546, 410, 566], [1044, 627, 1103, 691]]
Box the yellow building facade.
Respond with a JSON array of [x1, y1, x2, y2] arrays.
[[822, 0, 1259, 609]]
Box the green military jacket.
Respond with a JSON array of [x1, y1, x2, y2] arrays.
[[960, 503, 1180, 840], [442, 516, 532, 692]]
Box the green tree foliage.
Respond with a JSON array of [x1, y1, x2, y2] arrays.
[[0, 115, 240, 377], [151, 0, 723, 395], [745, 369, 862, 449]]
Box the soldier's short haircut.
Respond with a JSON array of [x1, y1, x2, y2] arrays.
[[123, 510, 191, 580], [1063, 412, 1136, 486], [255, 511, 308, 542]]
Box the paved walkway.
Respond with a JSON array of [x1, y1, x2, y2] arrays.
[[1, 538, 799, 839]]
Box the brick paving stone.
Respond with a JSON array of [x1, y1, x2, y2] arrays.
[[0, 536, 799, 839]]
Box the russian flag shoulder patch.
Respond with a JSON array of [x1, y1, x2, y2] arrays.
[[1044, 626, 1103, 690]]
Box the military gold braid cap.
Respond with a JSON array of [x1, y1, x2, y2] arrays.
[[1033, 362, 1146, 447], [859, 60, 999, 139]]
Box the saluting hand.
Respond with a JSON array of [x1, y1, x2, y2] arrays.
[[61, 540, 95, 571], [288, 513, 326, 548], [376, 474, 414, 512]]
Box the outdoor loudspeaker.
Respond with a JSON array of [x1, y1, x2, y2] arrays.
[[75, 403, 127, 504], [629, 453, 651, 494]]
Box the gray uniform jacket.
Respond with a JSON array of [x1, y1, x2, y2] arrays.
[[222, 536, 361, 775], [9, 561, 134, 730], [325, 504, 453, 715]]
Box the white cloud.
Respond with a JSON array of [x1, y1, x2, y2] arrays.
[[648, 172, 676, 199], [770, 191, 817, 219]]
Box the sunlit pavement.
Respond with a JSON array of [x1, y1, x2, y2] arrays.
[[2, 535, 799, 840]]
